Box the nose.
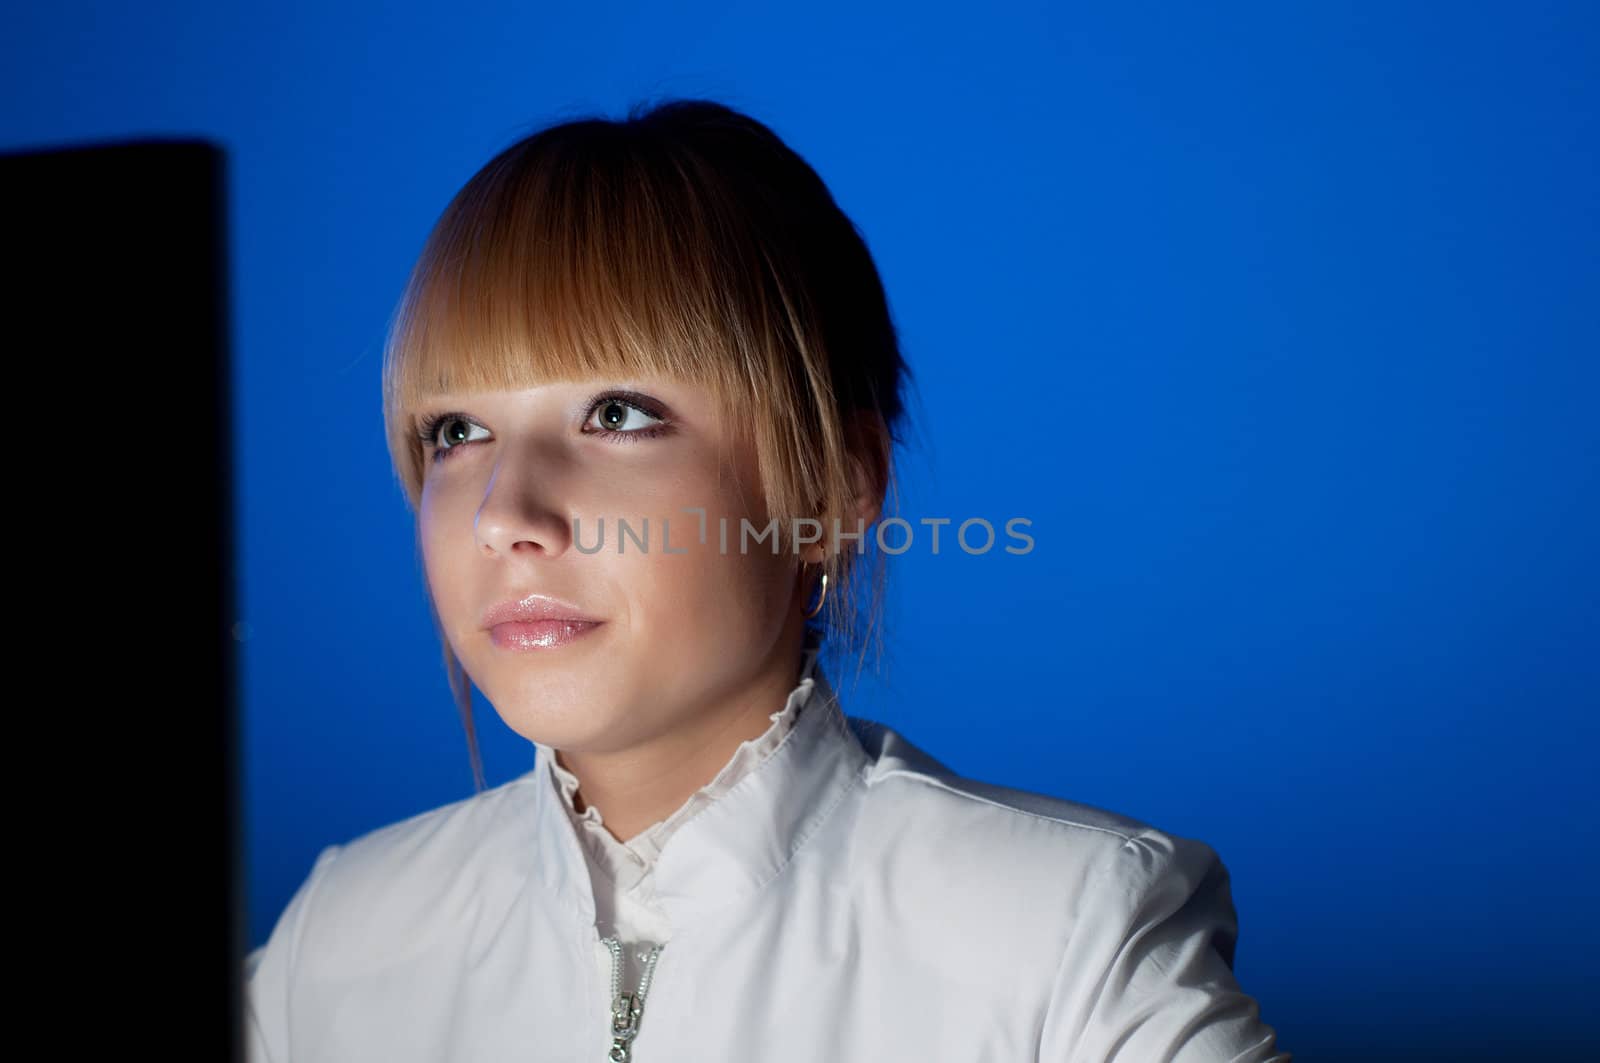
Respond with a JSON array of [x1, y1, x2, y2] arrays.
[[473, 456, 573, 559]]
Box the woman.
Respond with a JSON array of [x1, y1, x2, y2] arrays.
[[245, 98, 1289, 1062]]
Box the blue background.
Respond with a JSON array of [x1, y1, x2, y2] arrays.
[[6, 3, 1596, 1057]]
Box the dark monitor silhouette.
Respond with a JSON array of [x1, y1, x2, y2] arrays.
[[2, 138, 238, 1059]]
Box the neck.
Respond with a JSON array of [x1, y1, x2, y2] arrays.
[[554, 617, 812, 844]]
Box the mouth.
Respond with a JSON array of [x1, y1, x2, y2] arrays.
[[482, 593, 604, 651], [487, 617, 604, 651]]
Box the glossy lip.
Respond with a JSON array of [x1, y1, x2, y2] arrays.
[[481, 593, 602, 629], [489, 618, 602, 651]]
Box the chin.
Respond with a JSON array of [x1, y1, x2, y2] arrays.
[[485, 669, 631, 748]]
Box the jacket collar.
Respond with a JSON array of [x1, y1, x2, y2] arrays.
[[547, 630, 828, 887], [526, 650, 870, 932]]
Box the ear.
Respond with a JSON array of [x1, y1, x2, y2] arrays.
[[844, 408, 890, 530], [799, 409, 890, 567]]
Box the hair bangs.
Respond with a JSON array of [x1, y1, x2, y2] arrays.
[[382, 131, 785, 506]]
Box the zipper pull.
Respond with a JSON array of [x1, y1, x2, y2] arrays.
[[601, 937, 665, 1062], [608, 991, 641, 1061]]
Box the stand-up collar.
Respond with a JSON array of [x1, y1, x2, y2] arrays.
[[548, 631, 828, 896], [526, 654, 869, 931]]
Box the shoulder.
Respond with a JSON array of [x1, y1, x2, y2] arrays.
[[845, 714, 1153, 850], [278, 773, 545, 968], [841, 715, 1234, 937], [320, 771, 539, 879], [327, 771, 539, 872]]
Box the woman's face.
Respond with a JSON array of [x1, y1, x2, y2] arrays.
[[416, 376, 808, 755]]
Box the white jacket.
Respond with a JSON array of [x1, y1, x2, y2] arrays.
[[541, 627, 832, 996], [245, 660, 1290, 1062]]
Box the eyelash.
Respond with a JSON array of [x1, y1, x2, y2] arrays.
[[415, 392, 673, 463]]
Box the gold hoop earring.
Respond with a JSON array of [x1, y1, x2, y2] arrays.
[[803, 568, 829, 620]]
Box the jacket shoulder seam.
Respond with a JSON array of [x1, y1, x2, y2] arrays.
[[870, 767, 1141, 841]]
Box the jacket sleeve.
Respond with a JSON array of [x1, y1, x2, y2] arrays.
[[243, 845, 345, 1063], [1039, 829, 1290, 1062]]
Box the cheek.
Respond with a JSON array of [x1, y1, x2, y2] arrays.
[[417, 486, 444, 575], [620, 546, 788, 666], [417, 482, 473, 630], [616, 488, 794, 649]]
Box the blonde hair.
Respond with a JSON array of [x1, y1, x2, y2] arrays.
[[380, 98, 920, 791]]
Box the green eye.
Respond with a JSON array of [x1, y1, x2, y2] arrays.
[[585, 395, 671, 440], [417, 412, 488, 461]]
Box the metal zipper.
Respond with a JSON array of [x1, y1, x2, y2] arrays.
[[599, 936, 665, 1062]]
